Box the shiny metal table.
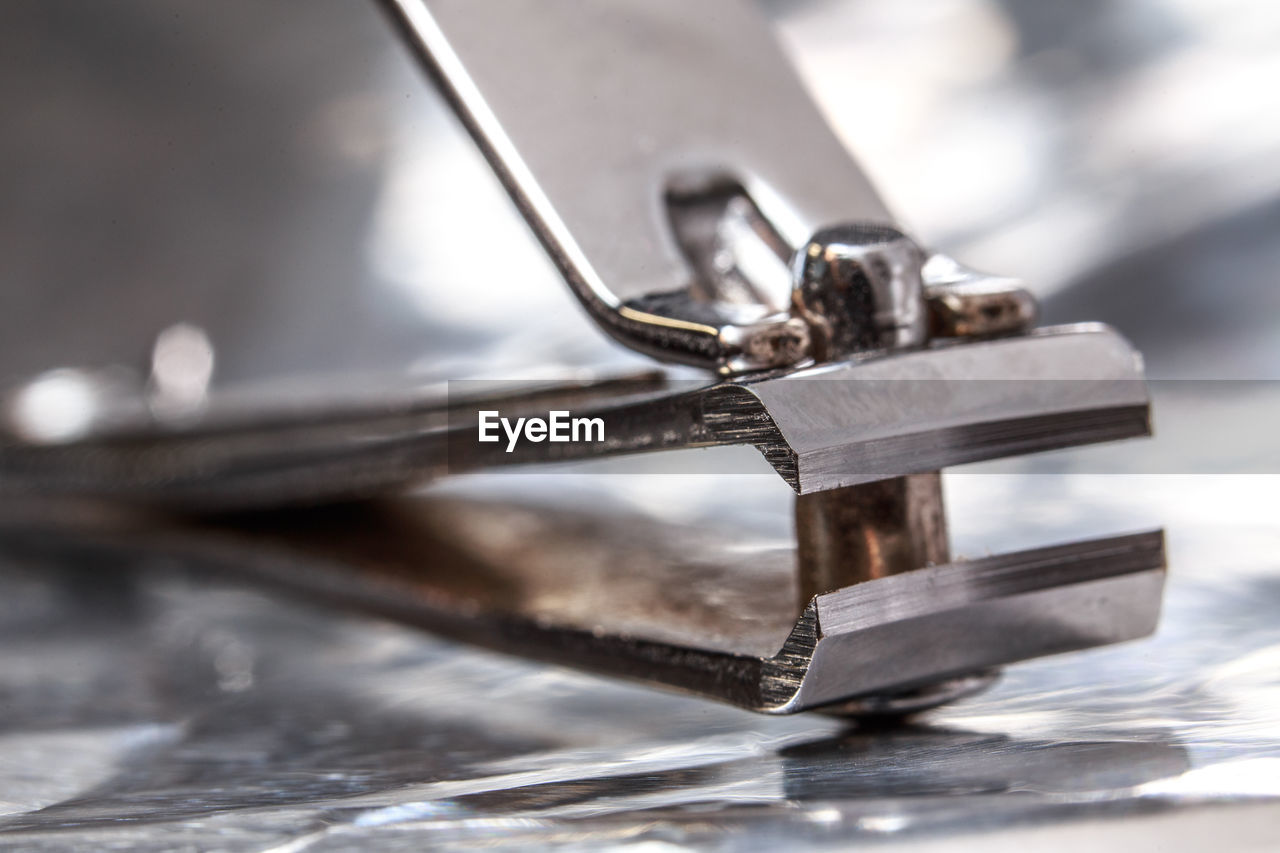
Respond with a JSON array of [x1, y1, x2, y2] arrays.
[[0, 474, 1278, 851]]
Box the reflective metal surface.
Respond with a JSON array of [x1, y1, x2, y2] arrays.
[[392, 0, 1045, 376], [0, 482, 1165, 714], [0, 324, 1149, 507], [0, 474, 1275, 850], [1, 0, 1278, 848], [387, 0, 890, 372], [0, 0, 1165, 723]]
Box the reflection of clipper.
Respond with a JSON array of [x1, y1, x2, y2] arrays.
[[0, 0, 1164, 714]]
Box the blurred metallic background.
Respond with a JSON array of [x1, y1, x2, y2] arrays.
[[1, 0, 1279, 849], [5, 0, 1279, 388]]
